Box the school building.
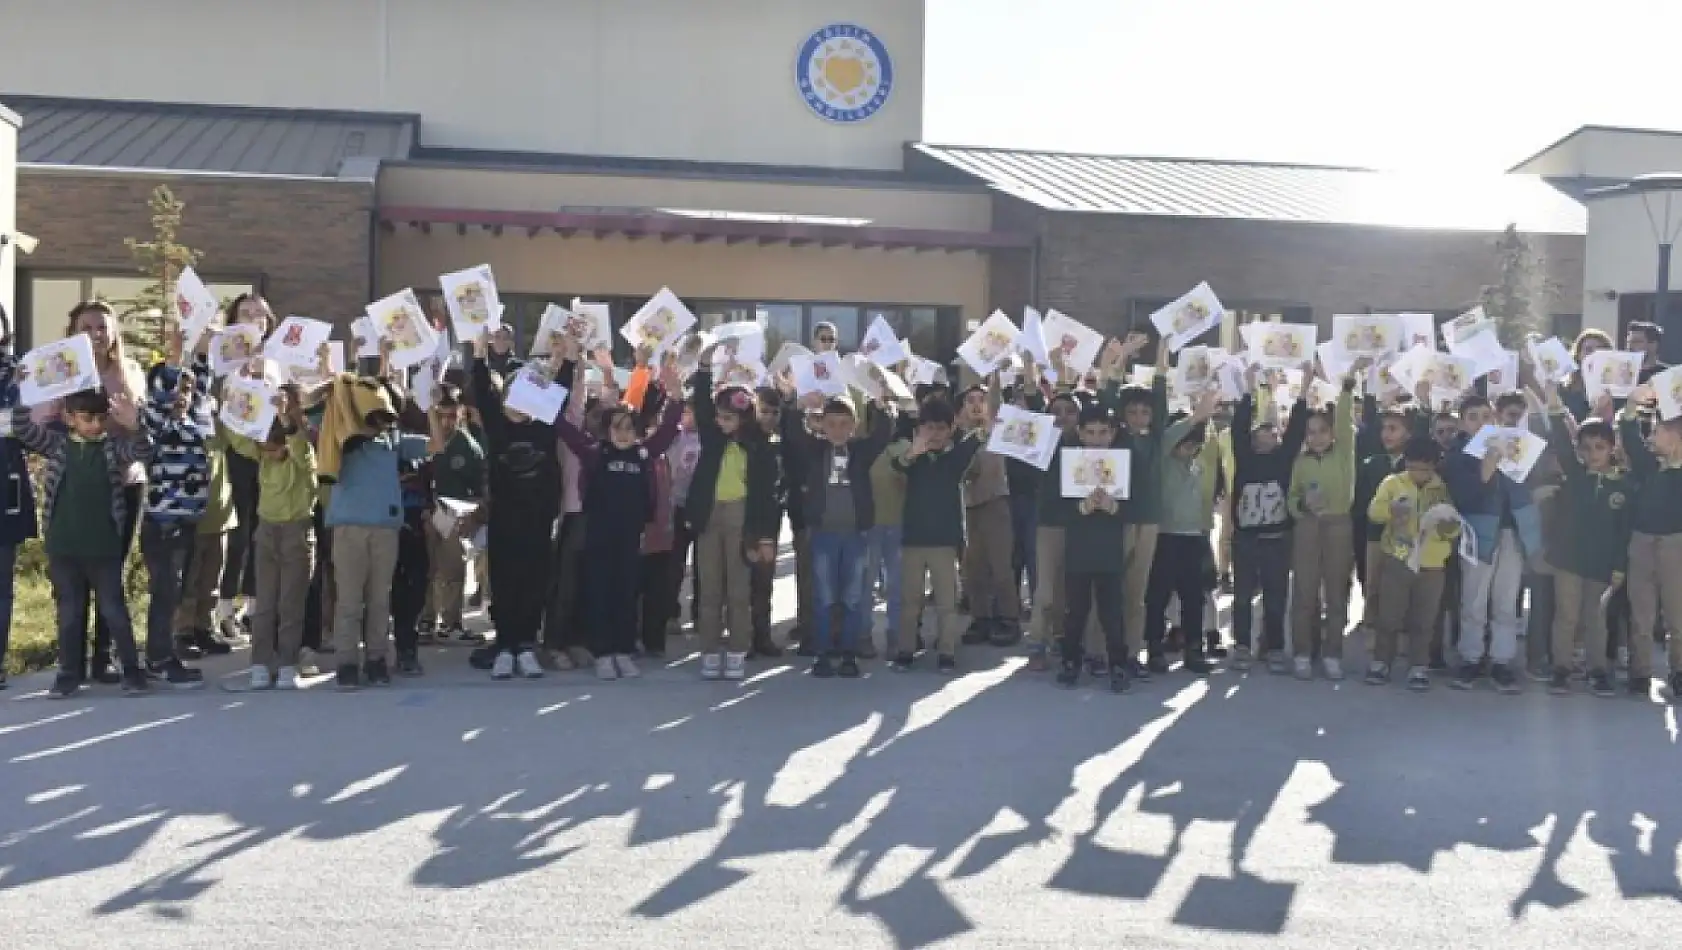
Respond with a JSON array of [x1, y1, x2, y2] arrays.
[[0, 0, 1617, 364]]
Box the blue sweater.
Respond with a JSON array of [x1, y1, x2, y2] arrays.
[[1442, 433, 1543, 564], [325, 431, 430, 529]]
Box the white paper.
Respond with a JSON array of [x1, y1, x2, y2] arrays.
[[1391, 347, 1474, 405], [768, 341, 813, 378], [503, 366, 569, 424], [846, 353, 912, 403], [790, 352, 848, 397], [1060, 448, 1131, 500], [860, 315, 908, 368], [17, 334, 100, 407], [1652, 366, 1682, 421], [262, 316, 333, 370], [350, 316, 380, 358], [438, 264, 502, 341], [1396, 313, 1438, 353], [218, 373, 279, 442], [1332, 314, 1400, 358], [1408, 504, 1469, 573], [366, 288, 440, 371], [1150, 282, 1225, 352], [287, 340, 344, 387], [1482, 349, 1521, 391], [1440, 306, 1487, 348], [957, 310, 1020, 376], [209, 323, 265, 377], [1447, 317, 1508, 377], [174, 266, 220, 354], [1042, 309, 1105, 375], [622, 287, 697, 360], [1464, 425, 1547, 482], [1366, 353, 1404, 400], [1174, 346, 1224, 394], [1216, 356, 1247, 401], [710, 321, 767, 369], [1245, 322, 1316, 369], [905, 356, 941, 387], [1525, 336, 1577, 383], [716, 357, 768, 390], [1016, 308, 1051, 369], [1582, 350, 1643, 402], [1316, 340, 1355, 383], [988, 404, 1060, 471], [533, 300, 612, 356]]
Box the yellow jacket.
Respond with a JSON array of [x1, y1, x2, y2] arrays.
[[1367, 472, 1459, 569]]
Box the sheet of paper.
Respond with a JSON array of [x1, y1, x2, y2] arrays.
[[262, 315, 333, 370], [503, 366, 569, 424], [1482, 349, 1521, 391], [1366, 352, 1403, 400], [1150, 281, 1225, 352], [957, 310, 1020, 376], [1395, 313, 1438, 353], [768, 341, 813, 378], [286, 340, 344, 387], [1316, 340, 1355, 382], [1440, 306, 1488, 347], [350, 316, 380, 358], [790, 352, 848, 397], [1525, 336, 1576, 383], [366, 288, 440, 371], [1653, 366, 1682, 421], [1447, 318, 1509, 377], [621, 287, 697, 360], [1042, 309, 1104, 375], [1016, 307, 1051, 369], [710, 321, 767, 369], [1245, 322, 1316, 369], [1174, 346, 1224, 394], [18, 333, 100, 407], [860, 315, 908, 368], [438, 264, 502, 341], [1332, 314, 1400, 358], [988, 404, 1060, 471], [218, 373, 279, 442], [1216, 356, 1247, 401], [174, 266, 221, 354], [1408, 504, 1468, 573], [1060, 448, 1131, 499], [716, 357, 768, 390], [905, 356, 941, 387], [1391, 347, 1474, 405], [1582, 350, 1643, 402], [1464, 424, 1547, 482], [209, 323, 265, 377]]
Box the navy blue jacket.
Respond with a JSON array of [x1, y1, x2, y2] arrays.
[[0, 350, 38, 546]]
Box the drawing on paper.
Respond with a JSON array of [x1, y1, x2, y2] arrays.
[[453, 281, 492, 329], [999, 417, 1041, 448], [281, 322, 305, 348], [33, 350, 81, 387], [1600, 359, 1636, 389], [1260, 330, 1304, 360], [1070, 454, 1119, 492], [1171, 300, 1210, 335], [380, 306, 425, 350], [225, 386, 264, 424]]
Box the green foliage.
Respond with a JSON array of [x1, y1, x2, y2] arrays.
[[117, 184, 201, 361], [1479, 224, 1560, 347]]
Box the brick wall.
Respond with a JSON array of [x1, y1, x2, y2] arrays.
[[991, 194, 1587, 339], [17, 169, 373, 329]]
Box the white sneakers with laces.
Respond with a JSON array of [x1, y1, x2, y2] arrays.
[[516, 650, 544, 679], [613, 654, 641, 679], [596, 656, 619, 680], [724, 652, 747, 681], [249, 666, 272, 690], [1293, 656, 1313, 680], [701, 653, 722, 680], [276, 666, 299, 690], [491, 652, 515, 680], [1322, 658, 1344, 681]]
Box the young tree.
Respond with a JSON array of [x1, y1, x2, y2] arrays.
[[119, 184, 201, 361], [1479, 224, 1560, 347]]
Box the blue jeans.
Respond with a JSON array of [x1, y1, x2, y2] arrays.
[[866, 524, 903, 646], [811, 530, 869, 655]]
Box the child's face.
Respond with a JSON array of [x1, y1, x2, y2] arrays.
[[234, 298, 271, 327], [1405, 460, 1436, 485], [961, 390, 989, 426], [756, 402, 781, 434], [73, 311, 110, 350], [1051, 399, 1079, 431], [1380, 417, 1408, 452], [607, 412, 638, 450], [716, 408, 743, 436], [1077, 420, 1114, 449], [821, 410, 856, 446], [1123, 401, 1153, 435], [1250, 424, 1279, 454], [1498, 402, 1526, 427], [1304, 415, 1333, 453], [436, 406, 461, 438], [1579, 434, 1614, 471], [920, 420, 953, 451], [490, 327, 515, 355], [1433, 419, 1459, 448], [67, 409, 107, 439], [1460, 405, 1493, 433]]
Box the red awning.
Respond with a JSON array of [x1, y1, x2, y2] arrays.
[[377, 205, 1032, 252]]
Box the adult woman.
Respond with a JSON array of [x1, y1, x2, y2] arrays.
[[1560, 329, 1612, 422], [215, 293, 274, 638]]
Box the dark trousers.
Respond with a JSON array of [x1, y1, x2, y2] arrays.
[[489, 513, 555, 654], [82, 484, 142, 671], [391, 520, 430, 658], [1351, 516, 1370, 590], [302, 505, 328, 652], [1232, 532, 1290, 653], [1524, 572, 1556, 670], [1146, 533, 1209, 654], [1436, 556, 1462, 662], [0, 544, 17, 662], [1061, 570, 1124, 666], [1606, 584, 1631, 664], [1009, 493, 1039, 606], [584, 534, 642, 658], [53, 555, 139, 677], [641, 551, 674, 653], [219, 454, 260, 599], [542, 513, 586, 651], [138, 520, 194, 663], [751, 549, 776, 642], [668, 507, 694, 623]]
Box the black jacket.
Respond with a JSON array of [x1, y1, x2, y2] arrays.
[[685, 370, 783, 544], [1230, 393, 1309, 536], [893, 431, 984, 549], [786, 404, 894, 532]]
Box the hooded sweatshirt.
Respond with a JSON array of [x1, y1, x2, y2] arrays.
[[1230, 393, 1310, 535], [140, 361, 214, 525]]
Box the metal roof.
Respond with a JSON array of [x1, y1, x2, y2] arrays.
[[911, 143, 1587, 235], [4, 96, 418, 178]]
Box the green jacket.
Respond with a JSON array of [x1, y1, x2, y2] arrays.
[[1099, 371, 1169, 526], [1288, 383, 1357, 519], [893, 431, 984, 549], [1543, 410, 1632, 581], [1156, 418, 1213, 535]]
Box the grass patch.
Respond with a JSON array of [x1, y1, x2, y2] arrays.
[[6, 537, 151, 678]]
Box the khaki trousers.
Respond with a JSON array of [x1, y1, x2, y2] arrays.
[[1122, 524, 1158, 655], [696, 500, 752, 654], [1625, 532, 1682, 679], [900, 546, 961, 656], [1374, 555, 1446, 670], [331, 525, 400, 664], [174, 530, 227, 634], [422, 519, 468, 629], [962, 498, 1019, 621], [1027, 526, 1065, 648], [1290, 513, 1354, 659], [251, 519, 315, 671], [1552, 571, 1609, 675]]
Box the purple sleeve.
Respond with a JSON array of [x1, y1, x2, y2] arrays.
[[555, 413, 600, 469], [643, 397, 685, 459]]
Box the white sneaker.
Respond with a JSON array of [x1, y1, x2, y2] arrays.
[[595, 656, 620, 680], [276, 666, 299, 690], [491, 652, 515, 680], [516, 650, 545, 679], [296, 649, 320, 677], [724, 652, 747, 681], [701, 653, 722, 680], [249, 666, 272, 690], [613, 654, 641, 679], [1293, 656, 1313, 680], [1322, 658, 1344, 682]]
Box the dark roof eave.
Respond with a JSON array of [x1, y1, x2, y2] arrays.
[[0, 93, 421, 130]]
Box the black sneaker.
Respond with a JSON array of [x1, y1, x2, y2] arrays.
[[1670, 672, 1682, 699], [1204, 632, 1227, 659], [452, 625, 485, 643], [90, 661, 123, 685], [147, 658, 205, 690], [468, 590, 483, 609], [1182, 653, 1212, 676], [120, 668, 150, 696], [890, 651, 916, 671], [1548, 669, 1571, 696], [961, 620, 992, 646], [190, 628, 234, 656], [1108, 665, 1132, 693], [1589, 670, 1616, 698], [1630, 675, 1653, 698], [0, 670, 6, 690], [1428, 653, 1449, 673], [811, 655, 836, 679], [48, 673, 80, 699], [174, 636, 205, 661], [1450, 663, 1481, 690], [336, 663, 362, 691], [936, 655, 957, 675], [1055, 660, 1080, 688], [1086, 655, 1109, 678], [1146, 652, 1171, 675], [988, 621, 1022, 648], [857, 639, 879, 660], [395, 652, 424, 677], [837, 655, 862, 679], [796, 640, 819, 658], [1125, 657, 1151, 683], [468, 647, 496, 670], [364, 659, 392, 687], [1491, 664, 1521, 694]]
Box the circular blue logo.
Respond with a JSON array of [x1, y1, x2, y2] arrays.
[[796, 23, 893, 124]]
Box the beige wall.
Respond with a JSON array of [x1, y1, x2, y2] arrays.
[[0, 111, 14, 321], [379, 165, 991, 232], [1521, 128, 1682, 180], [378, 229, 987, 321], [0, 0, 924, 171]]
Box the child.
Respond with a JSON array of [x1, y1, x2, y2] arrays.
[[1540, 392, 1629, 697], [666, 401, 702, 639], [0, 305, 36, 689], [748, 386, 792, 659], [1287, 373, 1358, 681], [785, 394, 894, 677], [1617, 384, 1682, 697], [892, 396, 984, 673], [230, 386, 319, 689], [958, 379, 1019, 646], [1228, 365, 1310, 672], [136, 357, 211, 688], [391, 402, 434, 675], [6, 389, 153, 697], [1366, 437, 1458, 691], [1056, 402, 1133, 692], [1442, 392, 1543, 693], [554, 346, 683, 680], [1352, 392, 1429, 643], [1025, 391, 1083, 671], [1100, 335, 1169, 675], [1143, 392, 1221, 674], [421, 385, 482, 642], [863, 409, 915, 660], [686, 365, 783, 681]]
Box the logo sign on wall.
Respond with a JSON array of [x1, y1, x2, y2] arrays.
[[796, 23, 893, 124]]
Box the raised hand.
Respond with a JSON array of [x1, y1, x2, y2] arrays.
[[108, 391, 140, 430]]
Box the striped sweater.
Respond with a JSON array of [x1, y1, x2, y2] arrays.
[[141, 390, 214, 524], [2, 407, 153, 538]]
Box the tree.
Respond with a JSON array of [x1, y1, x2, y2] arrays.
[[1479, 224, 1560, 347], [119, 184, 201, 361]]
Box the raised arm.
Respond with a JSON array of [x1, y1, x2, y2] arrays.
[[643, 392, 686, 459], [1279, 396, 1311, 458]]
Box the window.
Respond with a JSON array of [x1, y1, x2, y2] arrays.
[[810, 305, 861, 350], [19, 270, 258, 349], [755, 304, 804, 360]]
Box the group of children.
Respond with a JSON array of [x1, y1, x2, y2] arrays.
[[2, 293, 1678, 703]]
